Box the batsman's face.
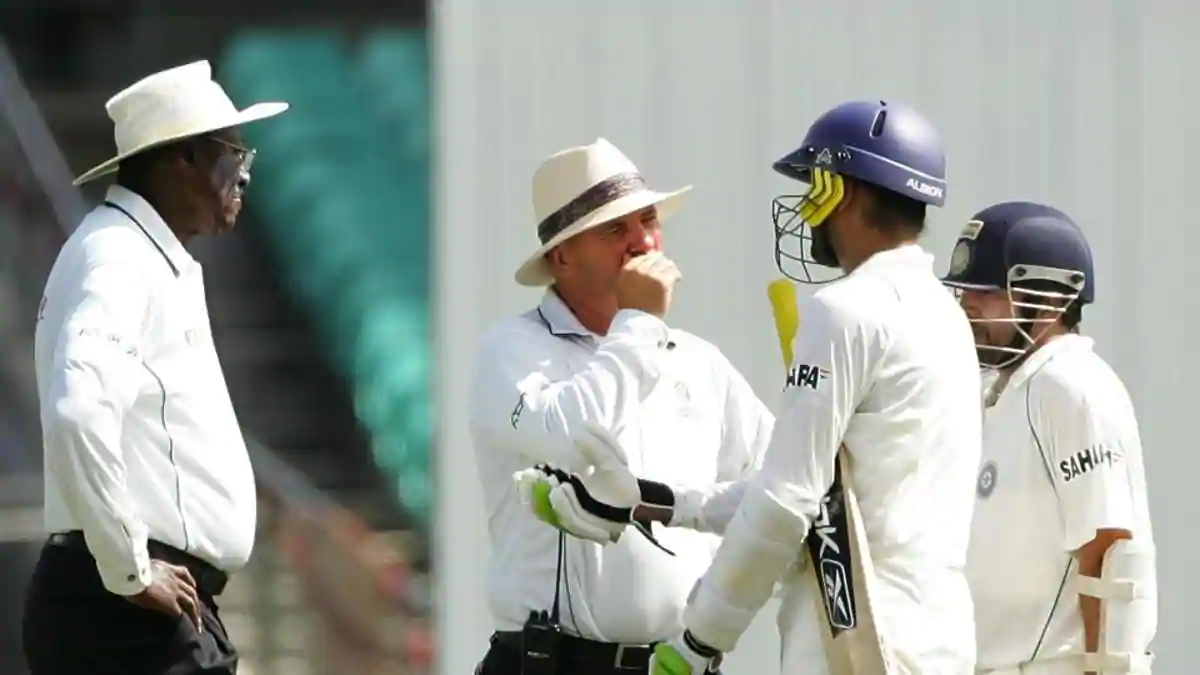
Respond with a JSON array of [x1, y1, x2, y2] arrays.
[[957, 288, 1017, 366], [559, 207, 662, 293]]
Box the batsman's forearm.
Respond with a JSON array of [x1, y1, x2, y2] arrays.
[[1079, 588, 1101, 675], [684, 482, 813, 652], [631, 503, 672, 524], [668, 481, 749, 534], [629, 479, 676, 523], [1075, 529, 1129, 668], [1079, 553, 1103, 658], [1079, 593, 1101, 655], [628, 480, 749, 533]]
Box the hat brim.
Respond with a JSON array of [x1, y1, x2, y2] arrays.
[[72, 101, 289, 186], [513, 185, 692, 287]]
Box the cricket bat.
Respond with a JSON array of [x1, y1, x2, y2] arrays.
[[768, 279, 890, 675]]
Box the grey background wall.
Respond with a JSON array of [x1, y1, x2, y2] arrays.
[[434, 2, 1197, 673]]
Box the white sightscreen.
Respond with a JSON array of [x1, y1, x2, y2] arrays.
[[435, 2, 1198, 673]]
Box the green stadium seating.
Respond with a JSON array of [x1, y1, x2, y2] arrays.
[[221, 28, 433, 524], [357, 28, 430, 163]]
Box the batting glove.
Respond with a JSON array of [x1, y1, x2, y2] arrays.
[[513, 422, 677, 553], [515, 464, 622, 543], [650, 631, 722, 675]]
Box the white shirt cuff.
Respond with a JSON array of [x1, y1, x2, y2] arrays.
[[603, 310, 671, 395], [669, 487, 704, 530], [97, 549, 154, 596], [607, 309, 670, 346]]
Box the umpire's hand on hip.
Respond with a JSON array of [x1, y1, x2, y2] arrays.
[[125, 559, 204, 632]]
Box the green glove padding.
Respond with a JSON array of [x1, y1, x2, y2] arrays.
[[529, 478, 563, 529], [651, 643, 694, 675]]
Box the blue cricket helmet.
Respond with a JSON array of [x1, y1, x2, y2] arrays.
[[942, 201, 1094, 303], [771, 100, 947, 284], [943, 201, 1094, 367]]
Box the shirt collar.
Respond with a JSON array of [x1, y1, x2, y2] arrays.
[[104, 184, 196, 276], [852, 243, 933, 275], [993, 333, 1095, 403], [538, 289, 599, 339]]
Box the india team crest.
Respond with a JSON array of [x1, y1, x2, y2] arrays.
[[977, 460, 998, 499], [959, 219, 985, 241], [949, 240, 972, 277]]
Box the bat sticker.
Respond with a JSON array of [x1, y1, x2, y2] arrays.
[[807, 461, 859, 636]]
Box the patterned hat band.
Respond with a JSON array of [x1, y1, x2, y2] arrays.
[[537, 172, 646, 244]]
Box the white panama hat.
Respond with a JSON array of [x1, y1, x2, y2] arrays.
[[73, 60, 288, 186], [514, 138, 692, 286]]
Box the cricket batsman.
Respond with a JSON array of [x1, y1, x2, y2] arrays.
[[516, 100, 983, 674], [942, 201, 1158, 675]]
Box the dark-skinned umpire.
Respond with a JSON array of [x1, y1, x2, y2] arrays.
[[23, 60, 286, 675]]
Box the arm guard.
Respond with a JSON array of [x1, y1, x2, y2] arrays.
[[1076, 538, 1157, 674]]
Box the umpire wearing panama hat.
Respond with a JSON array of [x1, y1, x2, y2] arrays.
[[23, 60, 285, 675], [467, 138, 773, 675]]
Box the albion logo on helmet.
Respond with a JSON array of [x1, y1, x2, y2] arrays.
[[905, 177, 944, 200]]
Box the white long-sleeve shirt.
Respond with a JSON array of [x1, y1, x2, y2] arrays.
[[34, 184, 257, 596], [468, 290, 774, 643], [683, 245, 983, 674]]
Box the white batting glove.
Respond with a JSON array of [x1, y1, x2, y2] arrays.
[[515, 464, 624, 544], [650, 631, 723, 675], [513, 423, 678, 553]]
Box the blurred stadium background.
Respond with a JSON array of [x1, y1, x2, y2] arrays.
[[0, 1, 431, 674], [2, 2, 1199, 675]]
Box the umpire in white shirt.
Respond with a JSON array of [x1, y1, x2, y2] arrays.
[[469, 138, 774, 675], [22, 61, 286, 675]]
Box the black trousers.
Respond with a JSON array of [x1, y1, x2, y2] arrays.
[[475, 637, 523, 675], [476, 634, 723, 675], [476, 632, 660, 675], [21, 538, 239, 675]]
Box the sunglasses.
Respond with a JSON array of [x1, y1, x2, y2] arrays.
[[206, 136, 256, 174]]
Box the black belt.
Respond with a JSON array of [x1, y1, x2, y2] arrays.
[[492, 630, 655, 671], [48, 530, 229, 597]]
